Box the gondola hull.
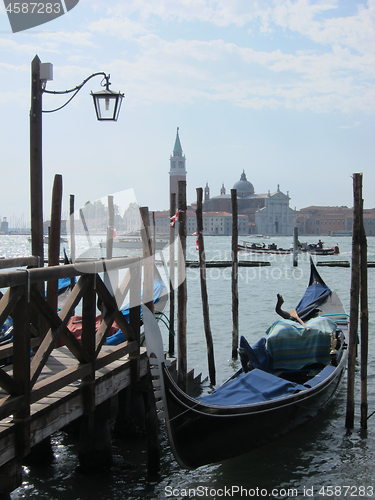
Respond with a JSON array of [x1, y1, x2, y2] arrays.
[[143, 259, 348, 469], [162, 348, 347, 469]]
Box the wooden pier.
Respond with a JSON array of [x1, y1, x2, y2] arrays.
[[0, 255, 160, 497]]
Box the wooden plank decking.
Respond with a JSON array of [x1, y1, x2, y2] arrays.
[[0, 346, 148, 469]]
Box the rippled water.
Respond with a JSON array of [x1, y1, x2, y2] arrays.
[[1, 234, 375, 500]]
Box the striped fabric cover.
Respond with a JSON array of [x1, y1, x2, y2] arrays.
[[265, 317, 336, 371]]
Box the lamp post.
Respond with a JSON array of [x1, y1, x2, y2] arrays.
[[30, 54, 124, 265]]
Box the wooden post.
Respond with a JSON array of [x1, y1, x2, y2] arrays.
[[12, 283, 31, 459], [293, 226, 298, 267], [169, 192, 176, 356], [30, 55, 44, 268], [69, 194, 76, 264], [46, 174, 62, 313], [196, 187, 216, 386], [104, 195, 116, 298], [360, 198, 369, 429], [346, 173, 362, 428], [79, 208, 92, 248], [106, 195, 115, 261], [129, 259, 142, 382], [140, 207, 154, 314], [231, 189, 238, 360], [177, 180, 187, 391]]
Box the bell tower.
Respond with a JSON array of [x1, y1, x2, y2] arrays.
[[169, 127, 187, 208]]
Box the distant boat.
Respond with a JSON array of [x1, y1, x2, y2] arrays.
[[238, 242, 293, 254], [299, 242, 339, 256], [99, 237, 168, 250], [28, 236, 68, 244]]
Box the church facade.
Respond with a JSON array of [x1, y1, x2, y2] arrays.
[[203, 171, 296, 235]]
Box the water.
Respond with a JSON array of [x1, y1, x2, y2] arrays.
[[1, 235, 375, 499]]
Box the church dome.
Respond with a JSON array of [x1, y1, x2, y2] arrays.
[[233, 170, 254, 197]]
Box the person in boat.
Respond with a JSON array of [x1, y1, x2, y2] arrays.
[[317, 239, 323, 248]]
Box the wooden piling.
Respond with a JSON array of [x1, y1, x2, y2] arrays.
[[140, 207, 154, 314], [46, 174, 62, 313], [106, 195, 115, 261], [79, 208, 92, 248], [196, 187, 216, 386], [231, 189, 238, 360], [30, 55, 44, 268], [69, 195, 76, 264], [169, 192, 176, 356], [177, 180, 187, 391], [293, 226, 298, 267], [345, 173, 362, 429], [360, 198, 369, 429]]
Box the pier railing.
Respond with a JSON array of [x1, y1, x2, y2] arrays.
[[0, 256, 142, 459]]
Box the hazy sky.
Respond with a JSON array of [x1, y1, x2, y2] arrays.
[[1, 0, 374, 226]]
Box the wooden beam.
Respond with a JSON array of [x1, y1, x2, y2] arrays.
[[196, 187, 216, 386], [231, 188, 239, 360], [346, 173, 362, 428], [177, 180, 187, 391]]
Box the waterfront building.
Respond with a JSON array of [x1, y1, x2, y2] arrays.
[[296, 206, 375, 236], [202, 171, 296, 235]]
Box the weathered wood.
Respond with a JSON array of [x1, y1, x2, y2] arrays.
[[169, 192, 176, 356], [196, 187, 216, 386], [79, 208, 92, 248], [0, 395, 25, 422], [0, 286, 25, 331], [231, 189, 239, 360], [0, 458, 22, 496], [140, 206, 154, 314], [104, 195, 116, 298], [94, 274, 136, 350], [47, 174, 63, 313], [81, 274, 96, 417], [360, 198, 369, 429], [30, 278, 91, 379], [12, 285, 31, 458], [129, 261, 141, 382], [0, 257, 38, 270], [0, 256, 141, 289], [177, 180, 187, 391], [293, 226, 298, 267], [30, 55, 44, 268], [346, 173, 362, 428], [69, 194, 76, 264]]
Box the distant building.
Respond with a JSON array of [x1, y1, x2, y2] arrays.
[[0, 217, 9, 234], [296, 206, 375, 236], [169, 127, 187, 209], [202, 171, 296, 235]]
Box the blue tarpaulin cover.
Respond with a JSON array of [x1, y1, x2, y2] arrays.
[[265, 317, 336, 371], [295, 282, 331, 320], [199, 368, 306, 406]]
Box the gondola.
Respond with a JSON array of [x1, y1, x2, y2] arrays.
[[143, 259, 348, 469]]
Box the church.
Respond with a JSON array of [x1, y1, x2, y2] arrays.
[[202, 172, 296, 236], [167, 128, 296, 236]]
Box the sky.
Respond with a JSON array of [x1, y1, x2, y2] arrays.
[[0, 0, 374, 227]]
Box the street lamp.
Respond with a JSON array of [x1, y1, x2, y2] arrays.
[[30, 55, 124, 265]]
